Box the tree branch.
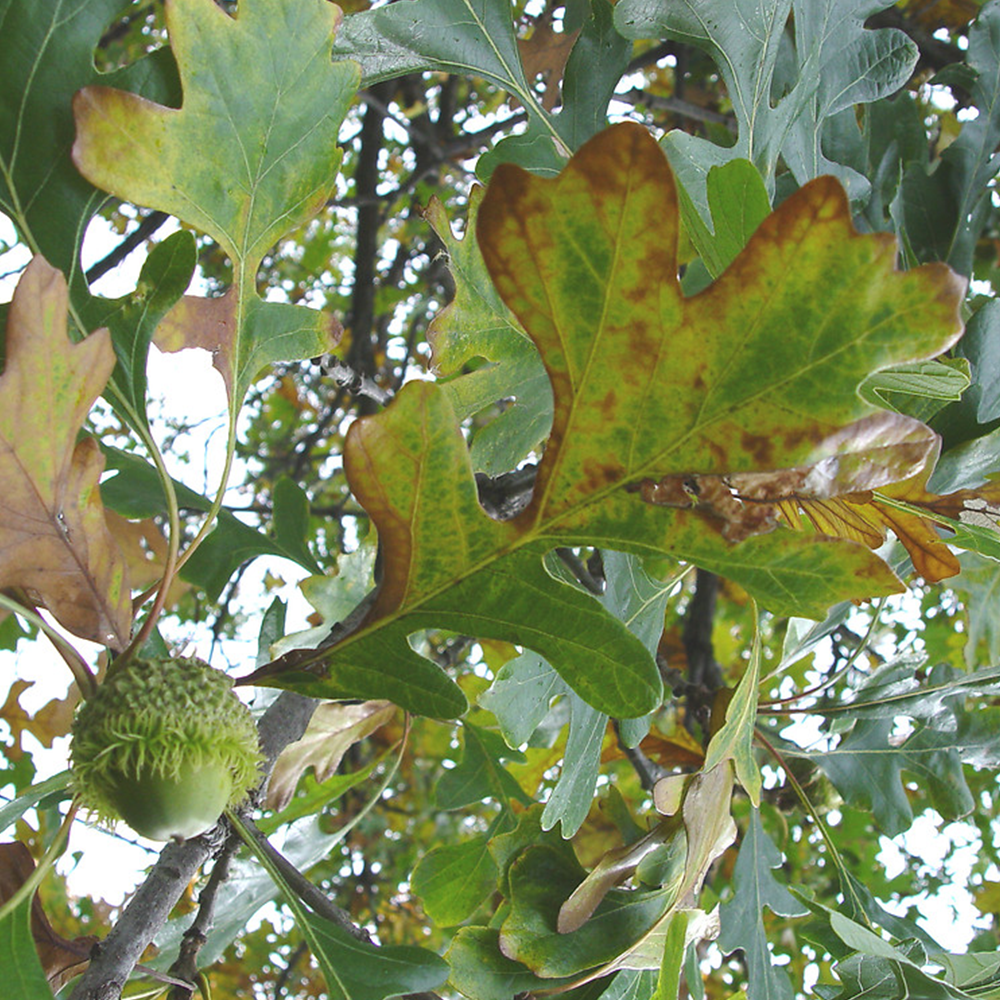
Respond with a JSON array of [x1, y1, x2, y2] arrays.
[[68, 689, 318, 1000], [84, 211, 169, 285]]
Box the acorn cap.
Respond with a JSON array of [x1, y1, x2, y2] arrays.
[[71, 657, 262, 841]]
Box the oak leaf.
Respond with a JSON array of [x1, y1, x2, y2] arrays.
[[266, 701, 396, 811], [71, 0, 359, 408], [0, 680, 79, 762], [0, 258, 131, 647], [0, 841, 98, 991], [517, 8, 581, 112], [249, 124, 963, 720]]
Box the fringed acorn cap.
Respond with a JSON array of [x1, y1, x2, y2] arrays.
[[71, 657, 262, 841]]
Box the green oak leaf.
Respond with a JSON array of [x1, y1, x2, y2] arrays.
[[956, 299, 1000, 425], [859, 358, 971, 423], [434, 722, 530, 811], [99, 446, 324, 599], [488, 803, 579, 899], [539, 690, 607, 837], [249, 123, 962, 719], [614, 0, 916, 214], [446, 927, 577, 1000], [79, 230, 197, 430], [298, 911, 450, 1000], [0, 887, 51, 1000], [956, 551, 1000, 668], [718, 810, 809, 1000], [411, 834, 499, 926], [330, 0, 555, 143], [0, 0, 179, 295], [703, 609, 763, 805], [479, 650, 561, 747], [797, 659, 1000, 722], [677, 159, 771, 280], [425, 187, 552, 475], [0, 0, 190, 431], [823, 935, 976, 1000], [230, 812, 449, 1000], [271, 476, 323, 577], [556, 0, 632, 151], [799, 713, 975, 837], [71, 0, 359, 409], [480, 553, 676, 837], [896, 2, 1000, 277], [499, 843, 672, 979]]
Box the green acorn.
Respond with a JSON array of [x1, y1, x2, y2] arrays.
[[71, 657, 262, 842]]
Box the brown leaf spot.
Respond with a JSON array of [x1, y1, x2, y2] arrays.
[[739, 430, 775, 467]]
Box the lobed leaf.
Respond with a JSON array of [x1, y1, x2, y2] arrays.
[[0, 259, 131, 646], [718, 811, 809, 1000], [251, 123, 964, 719], [425, 187, 551, 474], [615, 0, 916, 213], [71, 0, 359, 408], [0, 0, 179, 292]]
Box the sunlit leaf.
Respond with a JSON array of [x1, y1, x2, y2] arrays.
[[251, 124, 962, 720], [72, 0, 358, 408]]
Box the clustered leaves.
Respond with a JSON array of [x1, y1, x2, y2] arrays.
[[2, 0, 1000, 999]]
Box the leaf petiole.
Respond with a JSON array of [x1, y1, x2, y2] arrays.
[[0, 593, 97, 699]]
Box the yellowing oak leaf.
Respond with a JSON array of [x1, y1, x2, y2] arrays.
[[0, 257, 131, 647], [248, 124, 964, 721], [71, 0, 359, 408], [266, 700, 396, 811]]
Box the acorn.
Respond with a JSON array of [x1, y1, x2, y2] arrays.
[[71, 657, 262, 842]]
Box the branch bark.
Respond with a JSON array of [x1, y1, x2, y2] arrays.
[[68, 690, 317, 1000]]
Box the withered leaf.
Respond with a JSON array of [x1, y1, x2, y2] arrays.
[[0, 680, 79, 763], [266, 701, 396, 811], [0, 258, 131, 646], [0, 842, 97, 991]]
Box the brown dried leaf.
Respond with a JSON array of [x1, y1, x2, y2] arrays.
[[105, 512, 190, 607], [632, 410, 975, 582], [516, 8, 580, 111], [0, 257, 131, 646], [265, 700, 396, 810], [633, 412, 937, 542], [0, 680, 80, 762], [0, 842, 98, 990]]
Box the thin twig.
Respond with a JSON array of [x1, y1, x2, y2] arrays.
[[555, 547, 604, 596], [167, 829, 243, 999], [613, 721, 667, 791], [320, 356, 394, 406], [614, 87, 734, 127], [85, 211, 169, 284], [235, 815, 375, 944]]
